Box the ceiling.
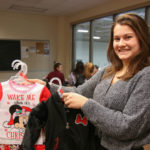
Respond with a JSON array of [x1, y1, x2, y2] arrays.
[[0, 0, 146, 43], [0, 0, 109, 16], [0, 0, 112, 43]]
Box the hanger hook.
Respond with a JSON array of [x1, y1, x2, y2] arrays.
[[49, 77, 62, 91], [11, 60, 28, 75]]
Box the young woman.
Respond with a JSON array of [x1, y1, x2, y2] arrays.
[[30, 13, 150, 150], [74, 62, 95, 87], [45, 62, 65, 85], [84, 62, 95, 80], [68, 61, 84, 87]]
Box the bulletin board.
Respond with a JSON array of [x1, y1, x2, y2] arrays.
[[20, 39, 51, 73], [21, 40, 50, 59]]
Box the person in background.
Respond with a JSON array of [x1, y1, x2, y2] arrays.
[[75, 62, 95, 87], [29, 13, 150, 150], [45, 62, 65, 85], [84, 62, 95, 80], [68, 61, 84, 87], [93, 65, 99, 74]]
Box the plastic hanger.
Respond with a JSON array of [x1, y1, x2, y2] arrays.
[[9, 59, 32, 84], [49, 77, 63, 97], [11, 59, 28, 75]]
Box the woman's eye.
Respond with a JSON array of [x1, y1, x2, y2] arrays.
[[114, 37, 120, 41], [125, 36, 132, 40]]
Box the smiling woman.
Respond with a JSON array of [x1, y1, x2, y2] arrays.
[[113, 24, 141, 62], [29, 13, 150, 150], [106, 13, 150, 81], [61, 13, 150, 150]]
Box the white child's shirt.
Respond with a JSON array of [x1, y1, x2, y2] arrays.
[[0, 80, 50, 145]]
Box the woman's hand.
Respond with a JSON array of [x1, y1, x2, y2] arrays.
[[62, 92, 88, 109], [27, 79, 46, 86]]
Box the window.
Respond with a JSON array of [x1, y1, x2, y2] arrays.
[[73, 22, 90, 64], [147, 7, 150, 26], [92, 16, 113, 68], [72, 7, 147, 69]]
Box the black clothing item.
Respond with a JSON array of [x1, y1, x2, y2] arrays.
[[22, 92, 100, 150], [100, 145, 144, 150], [75, 75, 86, 87], [42, 78, 50, 90], [131, 148, 144, 150]]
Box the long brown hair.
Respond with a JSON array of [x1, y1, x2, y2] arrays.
[[103, 13, 150, 80], [84, 62, 94, 79]]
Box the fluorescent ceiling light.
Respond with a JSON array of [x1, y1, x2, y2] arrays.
[[93, 36, 101, 39], [77, 29, 89, 33]]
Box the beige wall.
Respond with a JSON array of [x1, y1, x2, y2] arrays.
[[0, 0, 150, 82], [0, 11, 57, 81], [67, 0, 150, 23], [55, 16, 72, 79]]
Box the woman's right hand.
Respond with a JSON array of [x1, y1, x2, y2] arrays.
[[63, 92, 88, 109]]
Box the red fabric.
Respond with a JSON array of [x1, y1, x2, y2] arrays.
[[22, 106, 32, 112], [0, 83, 2, 102], [53, 137, 59, 150], [75, 114, 88, 126], [2, 144, 43, 150], [34, 145, 45, 150], [3, 145, 11, 150], [19, 72, 27, 80], [1, 84, 50, 150], [59, 89, 64, 95], [46, 70, 65, 85], [8, 115, 14, 125], [39, 86, 51, 102], [58, 88, 64, 100]]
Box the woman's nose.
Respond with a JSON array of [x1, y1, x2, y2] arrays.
[[118, 38, 126, 47]]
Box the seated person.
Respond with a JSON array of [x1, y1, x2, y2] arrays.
[[45, 62, 65, 85]]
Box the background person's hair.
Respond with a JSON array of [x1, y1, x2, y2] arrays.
[[84, 62, 94, 79], [103, 13, 150, 80], [54, 62, 62, 71], [94, 65, 99, 70], [74, 61, 84, 75]]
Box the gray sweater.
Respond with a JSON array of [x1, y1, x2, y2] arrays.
[[50, 66, 150, 150]]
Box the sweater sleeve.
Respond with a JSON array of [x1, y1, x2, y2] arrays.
[[49, 68, 105, 98], [82, 67, 150, 141]]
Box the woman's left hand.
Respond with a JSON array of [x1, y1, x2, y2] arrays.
[[62, 92, 88, 109]]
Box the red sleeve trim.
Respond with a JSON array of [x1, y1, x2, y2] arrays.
[[39, 86, 51, 102], [0, 83, 3, 101]]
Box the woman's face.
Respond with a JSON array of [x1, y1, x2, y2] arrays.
[[57, 65, 62, 72], [113, 24, 141, 64]]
